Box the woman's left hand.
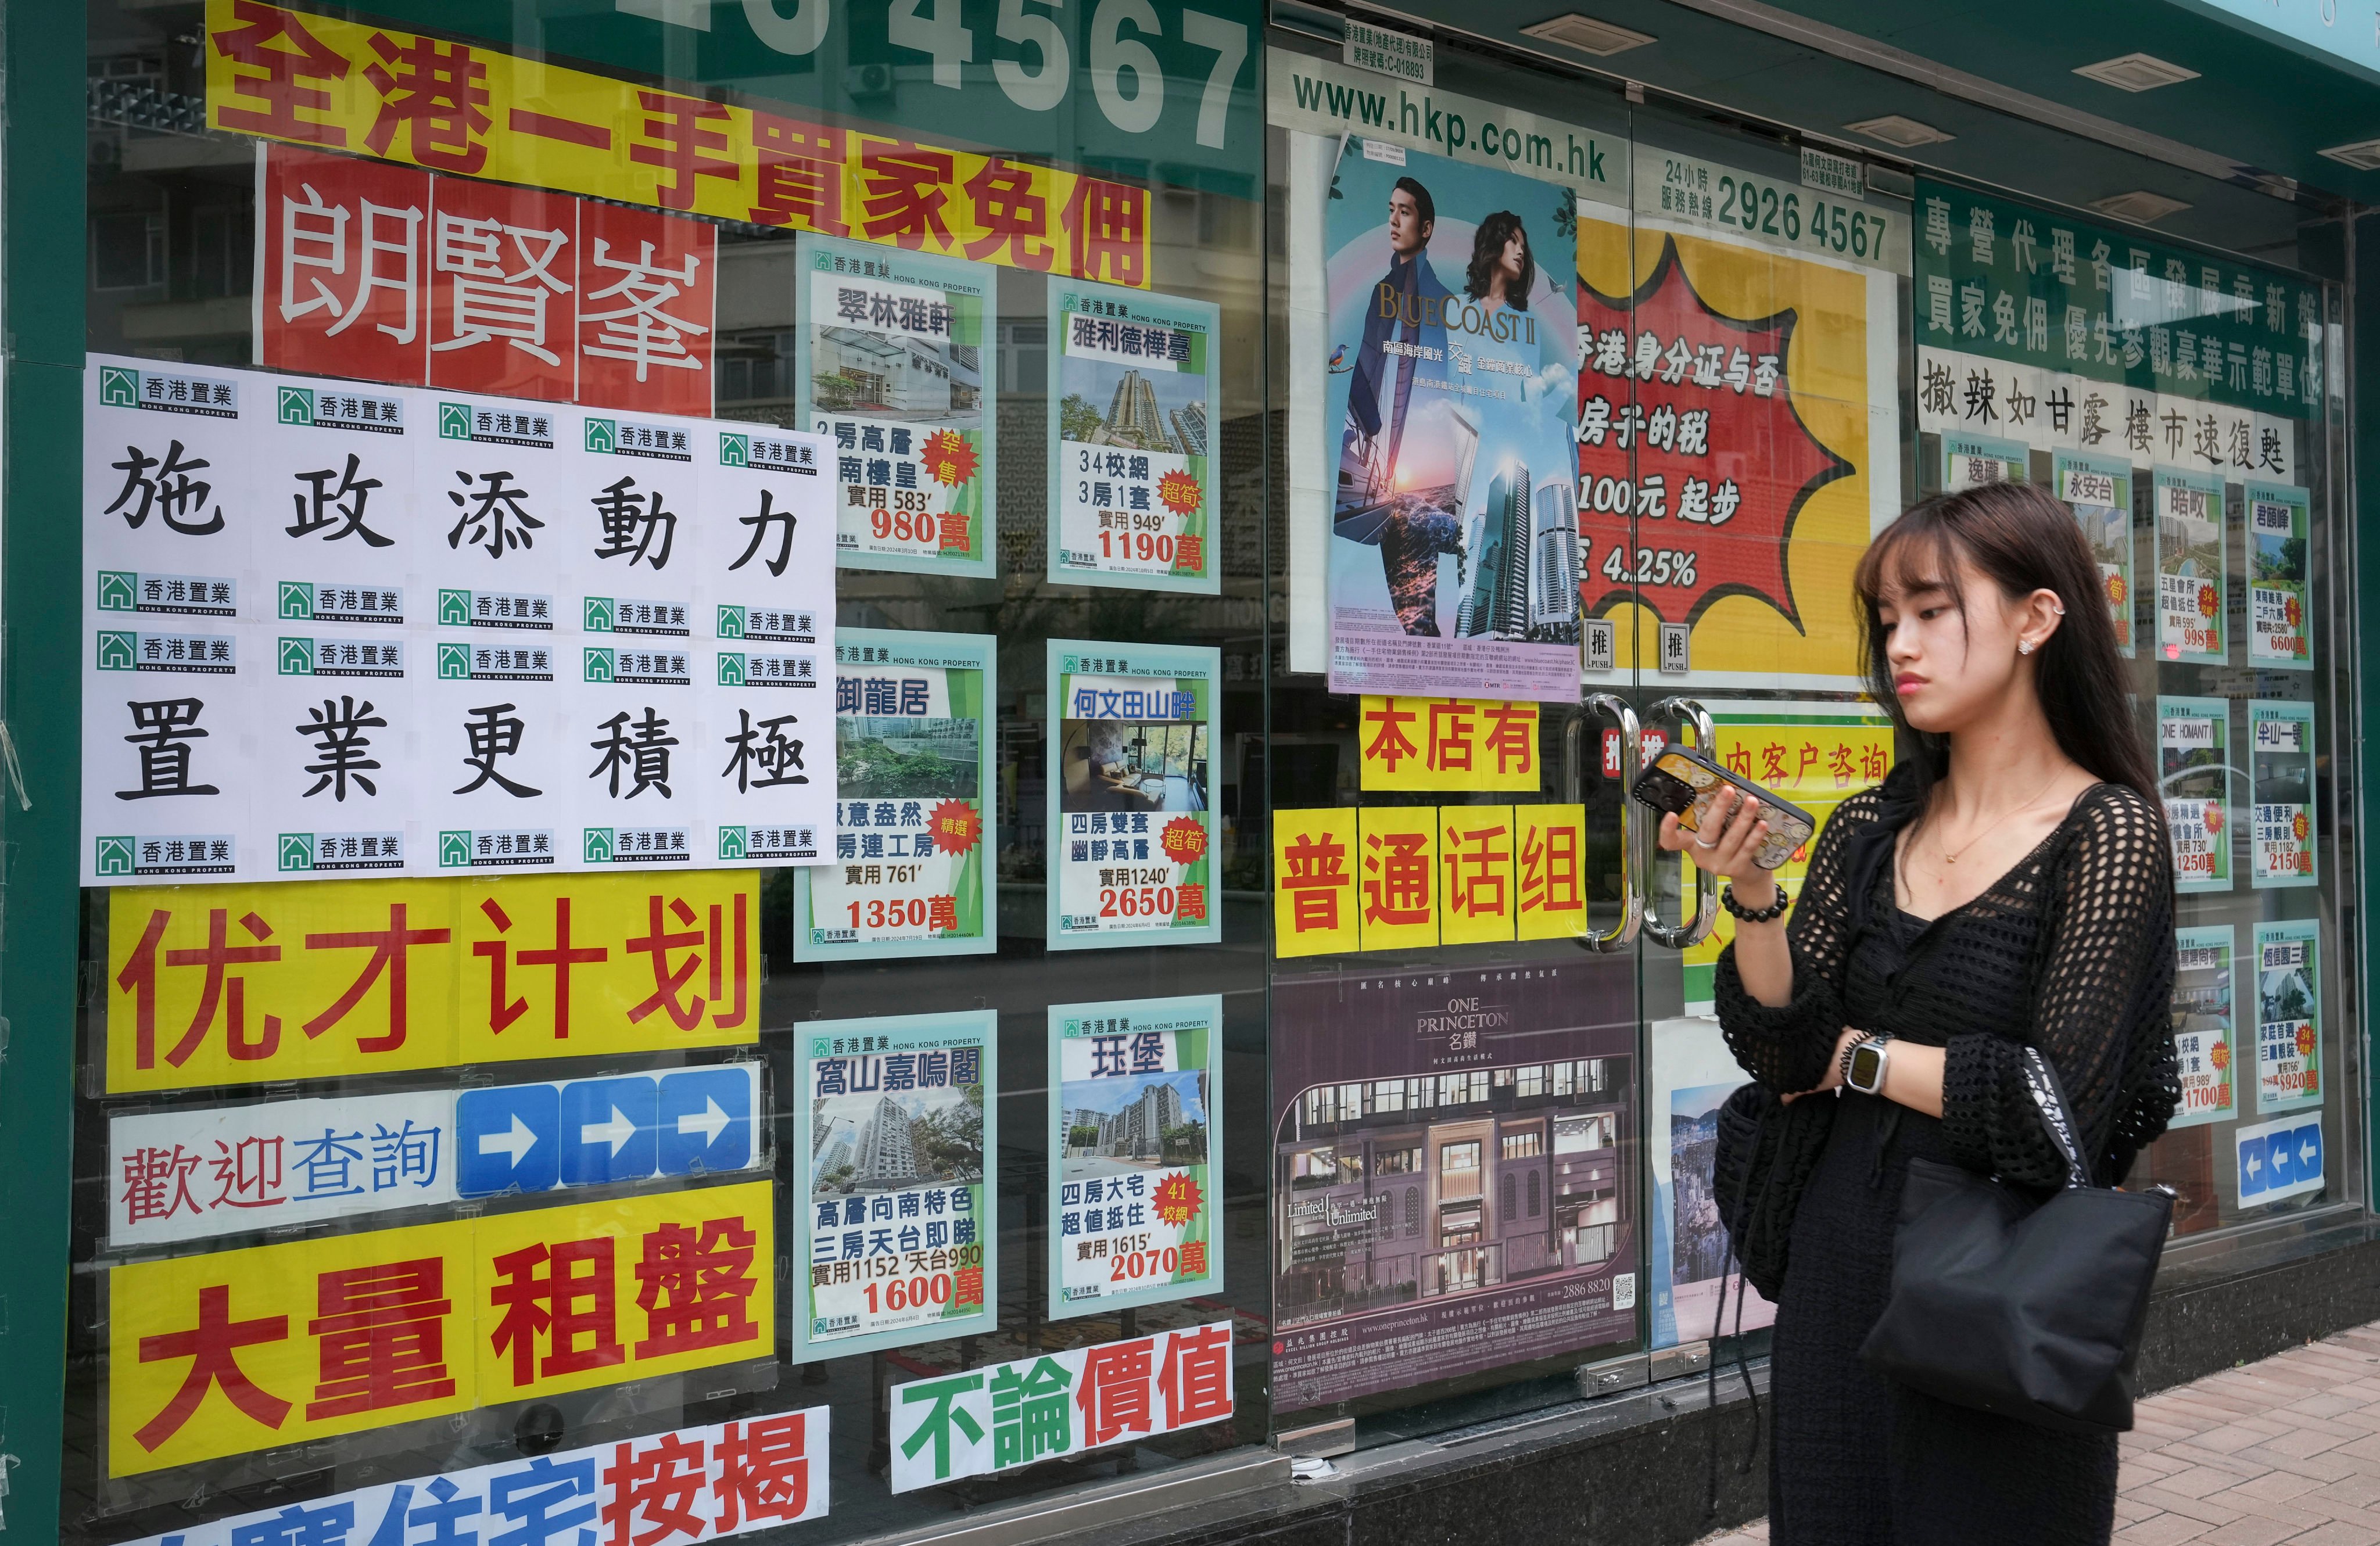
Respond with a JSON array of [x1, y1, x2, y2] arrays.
[[1782, 1027, 1861, 1104]]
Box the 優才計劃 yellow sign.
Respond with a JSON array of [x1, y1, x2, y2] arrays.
[[107, 871, 759, 1092]]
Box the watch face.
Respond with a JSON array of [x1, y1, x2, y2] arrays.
[[1849, 1043, 1885, 1089]]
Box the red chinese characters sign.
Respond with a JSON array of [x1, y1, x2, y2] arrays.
[[261, 143, 718, 412]]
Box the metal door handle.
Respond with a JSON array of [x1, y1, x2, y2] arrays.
[[1642, 696, 1718, 950], [1577, 692, 1641, 953]]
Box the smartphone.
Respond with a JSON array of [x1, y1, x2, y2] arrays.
[[1629, 744, 1817, 871]]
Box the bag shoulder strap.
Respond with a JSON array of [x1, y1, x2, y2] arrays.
[[2018, 1046, 2091, 1191]]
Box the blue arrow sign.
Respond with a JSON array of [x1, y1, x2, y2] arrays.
[[2238, 1114, 2323, 1203], [560, 1075, 659, 1186], [658, 1066, 756, 1176], [456, 1083, 560, 1198]]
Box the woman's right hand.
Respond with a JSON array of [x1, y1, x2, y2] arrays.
[[1657, 785, 1777, 907]]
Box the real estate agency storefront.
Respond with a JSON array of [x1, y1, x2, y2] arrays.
[[3, 2, 2379, 1543]]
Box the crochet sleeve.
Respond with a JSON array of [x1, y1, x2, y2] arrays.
[[1940, 787, 2177, 1188], [1711, 787, 1879, 1094]]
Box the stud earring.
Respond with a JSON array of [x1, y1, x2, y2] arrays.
[[2017, 640, 2035, 656]]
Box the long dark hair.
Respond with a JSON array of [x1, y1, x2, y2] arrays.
[[1463, 211, 1533, 309], [1853, 481, 2159, 813]]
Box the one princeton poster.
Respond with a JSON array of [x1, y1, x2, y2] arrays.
[[1324, 136, 1584, 701], [2249, 699, 2318, 888], [794, 629, 997, 962], [2153, 467, 2227, 664], [1048, 995, 1224, 1319], [2159, 696, 2234, 894], [2054, 450, 2134, 658], [1048, 281, 1221, 593], [2252, 920, 2322, 1115], [795, 1009, 995, 1358], [1045, 640, 1221, 949], [2170, 926, 2238, 1129], [2246, 481, 2313, 669], [795, 234, 995, 577]]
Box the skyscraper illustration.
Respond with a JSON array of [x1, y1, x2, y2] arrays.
[[1532, 478, 1579, 632], [855, 1095, 918, 1185], [1460, 460, 1533, 638]]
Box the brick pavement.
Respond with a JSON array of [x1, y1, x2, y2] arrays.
[[1694, 1319, 2380, 1545]]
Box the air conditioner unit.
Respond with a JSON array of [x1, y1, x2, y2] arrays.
[[1843, 114, 1952, 149], [2089, 189, 2192, 225], [1519, 13, 1656, 58], [2073, 53, 2200, 92]]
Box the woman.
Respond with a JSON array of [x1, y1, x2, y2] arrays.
[[1662, 482, 2180, 1545], [1463, 210, 1533, 312]]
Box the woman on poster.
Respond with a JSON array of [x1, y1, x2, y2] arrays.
[[1662, 481, 2179, 1545]]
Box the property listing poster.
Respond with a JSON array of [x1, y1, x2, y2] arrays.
[[81, 354, 836, 885], [2053, 450, 2134, 657], [2154, 468, 2227, 663], [2248, 482, 2314, 669], [2159, 695, 2233, 894], [1941, 431, 2027, 491], [1649, 1016, 1775, 1349], [2253, 920, 2322, 1114], [1323, 137, 1583, 701], [2170, 926, 2238, 1129], [112, 1407, 829, 1546], [1579, 149, 1904, 690], [1269, 966, 1637, 1412], [1047, 281, 1221, 593], [2249, 699, 2318, 888], [1045, 640, 1221, 950], [795, 234, 995, 576], [107, 1179, 774, 1475], [1047, 995, 1224, 1319], [796, 1010, 995, 1359], [794, 629, 996, 962], [1679, 705, 1895, 1005]]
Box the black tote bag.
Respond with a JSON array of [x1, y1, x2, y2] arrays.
[[1859, 1047, 2171, 1435]]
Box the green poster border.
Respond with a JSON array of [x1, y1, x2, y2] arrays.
[[2245, 480, 2314, 671], [793, 627, 999, 962], [2158, 694, 2235, 894], [2152, 466, 2230, 665], [792, 1008, 999, 1361], [1044, 992, 1225, 1321], [2248, 699, 2319, 890], [2170, 924, 2238, 1130], [2251, 919, 2324, 1117], [1044, 639, 1225, 950], [2053, 449, 2135, 659], [793, 233, 998, 579], [1045, 281, 1224, 596]]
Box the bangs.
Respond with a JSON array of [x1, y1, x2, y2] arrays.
[[1854, 508, 1965, 613]]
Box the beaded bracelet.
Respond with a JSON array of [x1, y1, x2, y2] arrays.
[[1720, 883, 1790, 923]]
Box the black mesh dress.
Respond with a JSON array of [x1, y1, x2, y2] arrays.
[[1713, 765, 2180, 1546]]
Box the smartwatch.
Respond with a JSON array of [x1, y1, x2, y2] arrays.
[[1844, 1035, 1894, 1096]]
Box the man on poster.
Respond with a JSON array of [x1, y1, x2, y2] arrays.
[[1337, 175, 1451, 522]]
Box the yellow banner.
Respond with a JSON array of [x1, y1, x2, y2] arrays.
[[109, 1180, 773, 1475], [205, 0, 1150, 286], [1359, 698, 1541, 791], [1357, 807, 1439, 951], [1274, 806, 1360, 958], [1439, 806, 1516, 945], [107, 873, 760, 1092], [1274, 804, 1590, 953], [1681, 719, 1893, 974], [1515, 804, 1590, 941]]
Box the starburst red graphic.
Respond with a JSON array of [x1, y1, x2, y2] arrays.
[[930, 799, 982, 855], [2106, 573, 2127, 607], [1160, 816, 1207, 866], [2209, 1040, 2230, 1071], [1157, 469, 1203, 516], [2205, 804, 2224, 836], [1152, 1172, 1202, 1228], [920, 429, 978, 489], [2297, 1024, 2317, 1057], [2198, 583, 2219, 620], [1575, 239, 1851, 630]]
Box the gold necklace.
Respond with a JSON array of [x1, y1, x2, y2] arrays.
[[1934, 774, 2062, 865]]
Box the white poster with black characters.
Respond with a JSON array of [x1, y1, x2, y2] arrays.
[[81, 354, 836, 883]]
